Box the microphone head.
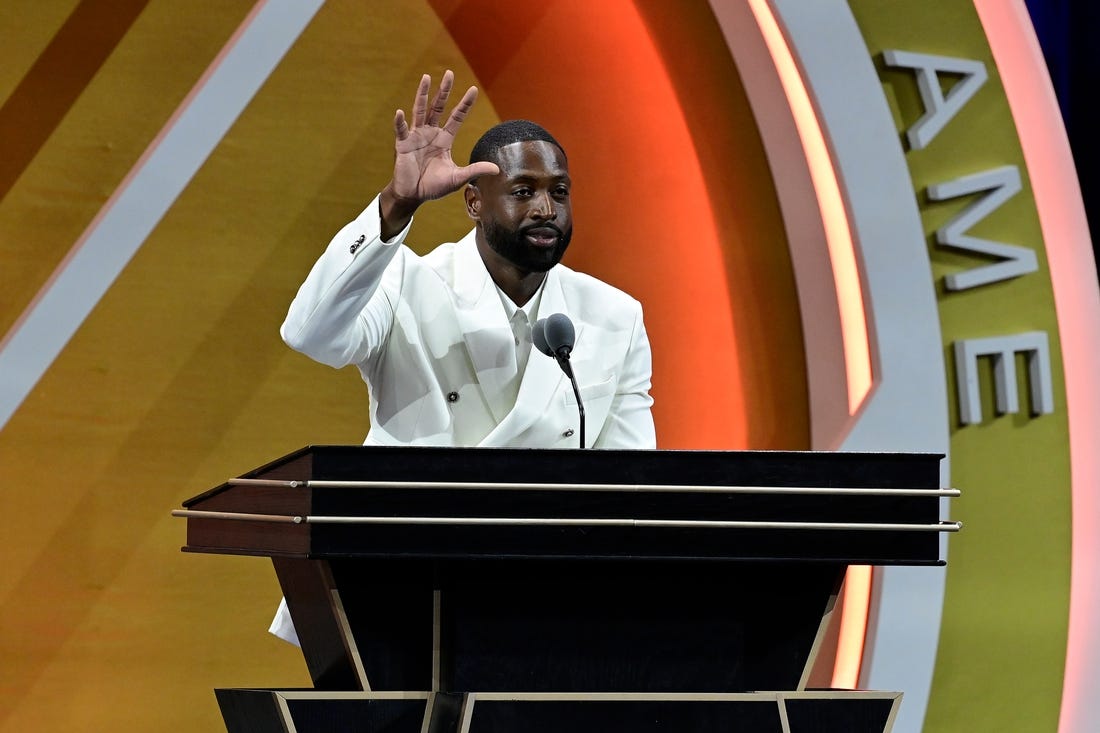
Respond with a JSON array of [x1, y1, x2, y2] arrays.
[[532, 313, 576, 358], [543, 313, 575, 356], [533, 318, 553, 357]]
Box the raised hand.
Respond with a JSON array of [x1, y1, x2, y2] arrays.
[[380, 71, 499, 238]]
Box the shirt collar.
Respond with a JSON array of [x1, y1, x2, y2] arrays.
[[495, 276, 546, 323]]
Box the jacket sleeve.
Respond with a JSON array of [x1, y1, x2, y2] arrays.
[[280, 196, 412, 368], [593, 303, 657, 449]]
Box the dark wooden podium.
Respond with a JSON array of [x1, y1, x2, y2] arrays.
[[176, 446, 958, 733]]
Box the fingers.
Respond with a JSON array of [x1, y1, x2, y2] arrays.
[[426, 70, 454, 127], [400, 70, 477, 145], [408, 70, 474, 132], [393, 108, 409, 142], [442, 85, 479, 137], [410, 73, 430, 128], [454, 161, 501, 186]]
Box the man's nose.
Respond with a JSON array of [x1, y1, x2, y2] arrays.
[[531, 191, 556, 219]]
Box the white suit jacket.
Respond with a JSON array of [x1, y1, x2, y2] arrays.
[[273, 197, 655, 642], [281, 196, 656, 450]]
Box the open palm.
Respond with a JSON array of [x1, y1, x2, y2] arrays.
[[390, 71, 499, 205]]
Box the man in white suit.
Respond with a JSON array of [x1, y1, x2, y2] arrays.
[[272, 70, 655, 643], [280, 70, 656, 451]]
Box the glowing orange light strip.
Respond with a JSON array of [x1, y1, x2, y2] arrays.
[[746, 0, 872, 417], [973, 3, 1100, 731], [746, 0, 874, 689], [832, 565, 872, 688]]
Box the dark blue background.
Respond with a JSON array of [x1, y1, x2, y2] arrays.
[[1026, 0, 1100, 277]]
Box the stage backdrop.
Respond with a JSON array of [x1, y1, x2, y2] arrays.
[[0, 2, 1096, 732]]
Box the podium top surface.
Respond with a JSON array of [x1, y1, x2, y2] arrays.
[[188, 445, 944, 496], [178, 446, 954, 565]]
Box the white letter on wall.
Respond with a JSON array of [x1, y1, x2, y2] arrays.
[[882, 49, 987, 150], [927, 166, 1038, 290], [954, 332, 1054, 425]]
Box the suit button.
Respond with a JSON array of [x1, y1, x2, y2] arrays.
[[350, 234, 366, 254], [447, 392, 459, 403]]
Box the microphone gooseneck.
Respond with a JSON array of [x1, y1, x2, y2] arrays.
[[532, 314, 585, 449]]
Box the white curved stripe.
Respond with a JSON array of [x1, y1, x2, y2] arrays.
[[713, 1, 951, 731], [766, 4, 952, 732], [767, 4, 951, 732], [0, 0, 324, 432]]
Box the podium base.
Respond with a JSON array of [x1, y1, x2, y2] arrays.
[[215, 689, 900, 733]]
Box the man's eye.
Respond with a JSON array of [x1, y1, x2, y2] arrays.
[[512, 188, 532, 197], [554, 187, 570, 197]]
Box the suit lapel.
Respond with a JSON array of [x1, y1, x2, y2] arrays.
[[479, 266, 581, 447], [452, 231, 516, 422]]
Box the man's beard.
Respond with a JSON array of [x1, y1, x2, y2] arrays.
[[483, 220, 572, 273]]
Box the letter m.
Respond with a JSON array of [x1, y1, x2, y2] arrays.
[[927, 166, 1038, 291]]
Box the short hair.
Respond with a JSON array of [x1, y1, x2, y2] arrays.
[[469, 120, 567, 167]]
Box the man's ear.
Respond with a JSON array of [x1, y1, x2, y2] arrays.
[[464, 184, 481, 220]]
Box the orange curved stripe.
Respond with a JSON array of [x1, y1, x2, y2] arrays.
[[432, 0, 809, 450], [435, 0, 745, 448], [833, 565, 872, 688]]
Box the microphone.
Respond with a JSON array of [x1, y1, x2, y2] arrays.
[[533, 313, 575, 360], [532, 314, 585, 449]]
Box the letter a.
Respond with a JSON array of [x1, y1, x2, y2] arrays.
[[882, 50, 987, 150]]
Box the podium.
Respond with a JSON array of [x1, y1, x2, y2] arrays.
[[176, 446, 958, 732]]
